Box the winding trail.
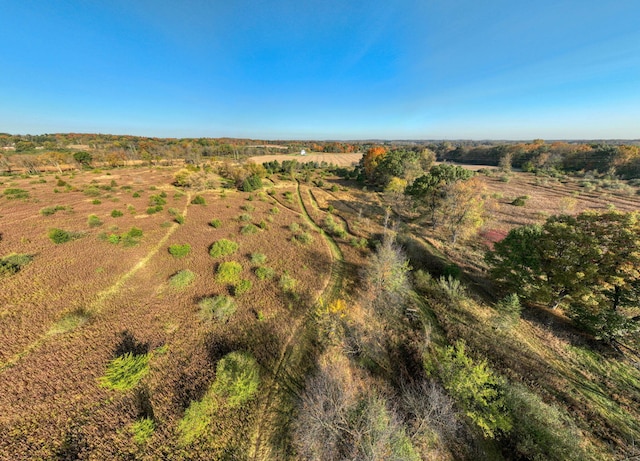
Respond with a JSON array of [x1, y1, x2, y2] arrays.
[[248, 181, 344, 461], [0, 192, 192, 372]]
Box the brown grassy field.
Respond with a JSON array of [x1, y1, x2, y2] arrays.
[[0, 167, 337, 459], [1, 163, 639, 460], [248, 152, 362, 167]]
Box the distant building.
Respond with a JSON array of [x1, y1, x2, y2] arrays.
[[300, 149, 306, 156]]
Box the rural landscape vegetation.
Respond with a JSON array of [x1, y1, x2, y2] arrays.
[[1, 134, 639, 460]]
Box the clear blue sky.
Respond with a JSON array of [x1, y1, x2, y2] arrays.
[[1, 0, 639, 140]]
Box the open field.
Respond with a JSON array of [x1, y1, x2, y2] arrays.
[[248, 152, 362, 167], [1, 163, 639, 460]]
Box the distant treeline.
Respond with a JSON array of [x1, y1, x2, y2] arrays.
[[1, 133, 639, 178]]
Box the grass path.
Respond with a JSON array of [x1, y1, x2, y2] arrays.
[[0, 192, 192, 372], [248, 181, 344, 460]]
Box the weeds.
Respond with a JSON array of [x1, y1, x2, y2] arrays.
[[169, 269, 195, 289], [209, 239, 239, 258], [198, 295, 237, 322], [99, 352, 150, 391], [216, 261, 243, 284], [168, 243, 191, 258]]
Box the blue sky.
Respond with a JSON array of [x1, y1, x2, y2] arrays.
[[1, 0, 639, 140]]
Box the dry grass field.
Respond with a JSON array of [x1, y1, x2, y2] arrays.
[[248, 152, 362, 167], [1, 163, 639, 460], [0, 167, 337, 459]]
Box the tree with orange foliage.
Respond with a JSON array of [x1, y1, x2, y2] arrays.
[[362, 146, 387, 178]]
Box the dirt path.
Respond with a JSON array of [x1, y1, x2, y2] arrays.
[[0, 193, 192, 372], [248, 181, 344, 460]]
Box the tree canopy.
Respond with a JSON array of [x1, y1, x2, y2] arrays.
[[486, 211, 640, 344]]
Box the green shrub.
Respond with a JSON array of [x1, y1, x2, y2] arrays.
[[216, 261, 242, 284], [239, 213, 251, 222], [146, 205, 163, 214], [250, 253, 267, 265], [240, 174, 262, 192], [83, 186, 101, 197], [269, 206, 280, 214], [130, 418, 155, 445], [511, 195, 529, 206], [174, 214, 185, 225], [190, 194, 206, 205], [149, 194, 166, 206], [437, 340, 512, 438], [111, 209, 123, 218], [241, 204, 255, 212], [92, 199, 102, 205], [255, 266, 275, 280], [212, 351, 260, 408], [87, 214, 103, 227], [169, 269, 196, 289], [178, 393, 217, 445], [99, 352, 150, 391], [209, 239, 239, 258], [168, 243, 191, 258], [209, 218, 222, 228], [280, 271, 298, 294], [40, 205, 68, 216], [289, 222, 300, 233], [324, 215, 347, 238], [0, 253, 33, 276], [283, 191, 294, 203], [241, 224, 258, 235], [294, 232, 314, 244], [132, 192, 141, 198], [350, 237, 368, 249], [48, 228, 82, 244], [234, 279, 252, 296], [168, 207, 179, 216], [198, 295, 237, 322], [258, 220, 268, 230]]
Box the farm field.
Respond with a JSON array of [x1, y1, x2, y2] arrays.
[[248, 152, 362, 167], [1, 162, 640, 460]]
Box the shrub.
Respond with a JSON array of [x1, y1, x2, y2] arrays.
[[168, 243, 191, 258], [324, 215, 347, 238], [130, 418, 155, 445], [87, 214, 103, 227], [437, 275, 466, 299], [212, 351, 260, 408], [240, 174, 262, 192], [209, 239, 239, 258], [255, 266, 275, 280], [190, 194, 206, 205], [209, 218, 222, 228], [511, 195, 529, 206], [111, 209, 123, 218], [240, 204, 255, 212], [216, 261, 242, 284], [174, 214, 185, 225], [280, 271, 298, 294], [99, 352, 150, 391], [294, 232, 314, 245], [0, 253, 33, 276], [40, 205, 68, 216], [269, 206, 280, 214], [198, 295, 237, 322], [234, 279, 252, 296], [289, 222, 300, 233], [149, 194, 166, 206], [250, 253, 267, 265], [146, 205, 163, 214], [48, 228, 82, 244], [239, 213, 251, 222], [437, 340, 512, 438], [241, 224, 258, 235], [169, 269, 195, 289], [283, 191, 294, 203], [92, 199, 102, 205], [132, 192, 141, 198]]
